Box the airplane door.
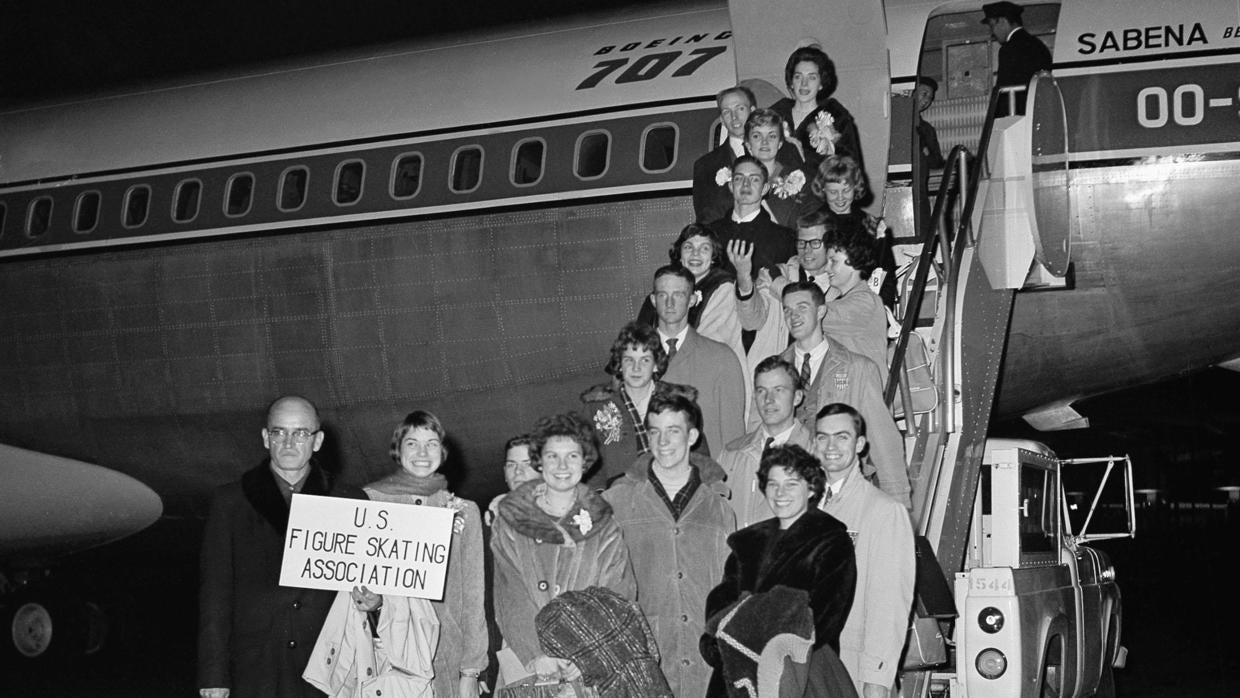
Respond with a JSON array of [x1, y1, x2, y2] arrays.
[[727, 0, 891, 209], [1028, 73, 1072, 277]]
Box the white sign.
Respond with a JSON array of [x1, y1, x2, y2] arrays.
[[279, 494, 455, 600]]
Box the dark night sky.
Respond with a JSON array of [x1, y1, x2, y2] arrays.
[[0, 0, 650, 106]]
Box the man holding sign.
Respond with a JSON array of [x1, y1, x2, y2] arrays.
[[198, 396, 365, 698]]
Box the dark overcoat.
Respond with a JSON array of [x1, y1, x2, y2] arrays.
[[198, 461, 366, 698], [996, 28, 1053, 115]]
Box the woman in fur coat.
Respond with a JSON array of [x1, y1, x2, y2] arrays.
[[702, 444, 858, 697]]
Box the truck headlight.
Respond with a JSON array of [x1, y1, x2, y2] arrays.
[[976, 648, 1008, 679], [978, 607, 1004, 633]]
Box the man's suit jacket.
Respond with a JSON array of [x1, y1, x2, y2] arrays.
[[693, 142, 738, 225], [820, 466, 915, 692], [663, 328, 747, 460], [997, 28, 1052, 115], [718, 422, 813, 529], [708, 210, 797, 281], [199, 461, 366, 698], [780, 341, 910, 507]]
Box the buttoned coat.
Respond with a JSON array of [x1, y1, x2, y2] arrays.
[[779, 342, 911, 506], [663, 328, 747, 460], [820, 467, 915, 692], [198, 462, 366, 698], [604, 452, 736, 698], [717, 422, 812, 529], [490, 481, 635, 673]]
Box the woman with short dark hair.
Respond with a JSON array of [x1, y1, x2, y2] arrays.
[[361, 410, 488, 698], [490, 412, 635, 690], [581, 321, 702, 486], [636, 223, 747, 394], [702, 444, 857, 696], [770, 45, 865, 174]]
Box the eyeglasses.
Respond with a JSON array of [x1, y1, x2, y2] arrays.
[[796, 239, 825, 250], [268, 427, 319, 444]]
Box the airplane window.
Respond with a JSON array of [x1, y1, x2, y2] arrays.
[[27, 197, 53, 237], [391, 153, 423, 199], [641, 124, 678, 173], [173, 179, 202, 223], [279, 167, 309, 211], [511, 139, 545, 186], [123, 185, 151, 228], [451, 146, 484, 193], [225, 173, 255, 217], [73, 191, 101, 233], [575, 131, 610, 180], [334, 160, 365, 205]]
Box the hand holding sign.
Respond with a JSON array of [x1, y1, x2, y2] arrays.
[[351, 585, 381, 611]]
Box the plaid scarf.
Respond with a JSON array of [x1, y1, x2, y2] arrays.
[[620, 387, 650, 455]]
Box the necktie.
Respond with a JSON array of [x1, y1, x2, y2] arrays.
[[666, 338, 679, 360], [800, 352, 812, 387], [760, 436, 775, 459]]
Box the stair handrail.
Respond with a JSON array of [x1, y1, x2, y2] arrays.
[[886, 83, 1010, 434], [884, 143, 968, 410]]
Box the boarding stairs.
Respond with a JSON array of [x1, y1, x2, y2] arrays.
[[883, 74, 1073, 696]]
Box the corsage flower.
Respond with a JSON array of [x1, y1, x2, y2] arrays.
[[593, 403, 623, 445], [715, 166, 732, 186], [572, 508, 593, 536], [772, 170, 806, 199], [445, 494, 467, 534], [808, 111, 840, 156]]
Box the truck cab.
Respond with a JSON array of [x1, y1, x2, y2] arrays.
[[948, 439, 1134, 697]]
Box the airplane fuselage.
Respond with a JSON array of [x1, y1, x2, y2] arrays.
[[2, 0, 1238, 511]]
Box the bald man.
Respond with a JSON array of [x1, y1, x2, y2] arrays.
[[199, 396, 365, 698]]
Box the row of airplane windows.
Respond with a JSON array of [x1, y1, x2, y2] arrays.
[[0, 122, 694, 240]]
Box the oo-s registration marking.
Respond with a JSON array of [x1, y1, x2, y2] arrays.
[[1137, 83, 1238, 128]]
